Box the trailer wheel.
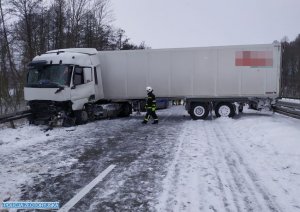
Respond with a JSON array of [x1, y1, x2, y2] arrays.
[[75, 110, 88, 125], [215, 102, 235, 118], [190, 103, 209, 120]]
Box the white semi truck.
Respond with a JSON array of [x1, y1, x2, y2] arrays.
[[24, 43, 281, 125]]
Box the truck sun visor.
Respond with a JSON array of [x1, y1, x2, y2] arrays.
[[28, 60, 48, 67]]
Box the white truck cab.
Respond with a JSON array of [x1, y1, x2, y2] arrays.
[[24, 48, 112, 126]]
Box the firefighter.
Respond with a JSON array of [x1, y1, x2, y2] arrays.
[[142, 86, 158, 124]]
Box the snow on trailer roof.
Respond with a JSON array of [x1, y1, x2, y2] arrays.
[[46, 48, 98, 55]]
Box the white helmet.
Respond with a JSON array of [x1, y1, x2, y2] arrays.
[[146, 86, 153, 93]]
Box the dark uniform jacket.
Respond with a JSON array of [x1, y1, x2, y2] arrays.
[[146, 92, 156, 111]]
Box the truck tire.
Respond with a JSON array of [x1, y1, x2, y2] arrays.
[[74, 110, 88, 125], [189, 103, 209, 120], [215, 102, 235, 118]]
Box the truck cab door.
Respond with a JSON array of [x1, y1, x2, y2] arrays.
[[70, 66, 95, 110]]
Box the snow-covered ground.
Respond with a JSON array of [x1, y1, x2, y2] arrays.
[[280, 98, 300, 104], [157, 109, 300, 212], [0, 106, 300, 211]]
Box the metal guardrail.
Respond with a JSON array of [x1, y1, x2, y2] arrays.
[[273, 100, 300, 119], [0, 110, 32, 128]]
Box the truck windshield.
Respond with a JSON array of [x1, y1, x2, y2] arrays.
[[27, 65, 73, 88]]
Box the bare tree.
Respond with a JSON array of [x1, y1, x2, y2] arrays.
[[65, 0, 88, 47], [92, 0, 114, 26], [10, 0, 43, 61], [48, 0, 66, 49], [0, 0, 23, 113]]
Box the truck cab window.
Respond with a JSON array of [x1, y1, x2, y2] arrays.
[[27, 65, 73, 87], [73, 67, 84, 85]]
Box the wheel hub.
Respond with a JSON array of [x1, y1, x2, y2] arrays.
[[194, 106, 205, 117], [219, 105, 231, 117]]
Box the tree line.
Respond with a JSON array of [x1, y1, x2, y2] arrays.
[[281, 35, 300, 99], [0, 0, 145, 114]]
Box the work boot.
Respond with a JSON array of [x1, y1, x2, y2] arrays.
[[152, 120, 158, 124], [142, 120, 147, 124]]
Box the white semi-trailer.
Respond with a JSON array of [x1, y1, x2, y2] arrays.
[[24, 43, 281, 125]]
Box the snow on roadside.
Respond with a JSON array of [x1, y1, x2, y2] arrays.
[[223, 109, 300, 211], [0, 114, 150, 207], [0, 124, 86, 204], [279, 98, 300, 104], [156, 109, 300, 212]]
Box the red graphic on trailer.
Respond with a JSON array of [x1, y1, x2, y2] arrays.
[[235, 51, 273, 67]]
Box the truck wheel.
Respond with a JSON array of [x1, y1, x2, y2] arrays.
[[75, 110, 88, 125], [215, 102, 235, 118], [189, 103, 209, 120]]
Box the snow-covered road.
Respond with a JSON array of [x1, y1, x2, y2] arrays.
[[157, 114, 300, 212], [0, 106, 300, 211]]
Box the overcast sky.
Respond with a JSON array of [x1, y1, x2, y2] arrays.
[[111, 0, 300, 48]]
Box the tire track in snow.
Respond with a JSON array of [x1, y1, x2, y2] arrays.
[[228, 119, 300, 211], [155, 121, 187, 212], [67, 106, 189, 211], [203, 124, 240, 212], [209, 123, 270, 212], [214, 121, 283, 212], [157, 119, 284, 212], [157, 121, 236, 211], [19, 108, 183, 211], [208, 121, 283, 212]]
